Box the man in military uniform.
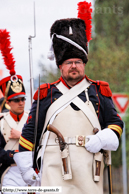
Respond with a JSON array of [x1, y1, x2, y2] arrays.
[[14, 2, 123, 194], [0, 29, 29, 193], [0, 74, 28, 192]]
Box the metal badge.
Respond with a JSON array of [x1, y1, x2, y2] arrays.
[[76, 135, 85, 147], [10, 76, 22, 93]]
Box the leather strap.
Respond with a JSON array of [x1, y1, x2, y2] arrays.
[[41, 136, 89, 146]]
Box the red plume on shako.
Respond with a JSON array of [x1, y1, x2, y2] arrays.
[[77, 1, 92, 43], [0, 29, 26, 103]]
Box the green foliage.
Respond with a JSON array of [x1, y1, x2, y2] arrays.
[[38, 55, 61, 83], [90, 0, 129, 168], [94, 0, 127, 45], [46, 68, 61, 83], [111, 139, 122, 168], [123, 107, 129, 168], [40, 64, 60, 83], [86, 0, 129, 93], [86, 35, 129, 92]]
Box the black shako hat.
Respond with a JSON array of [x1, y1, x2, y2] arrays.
[[50, 18, 88, 67], [0, 29, 26, 101]]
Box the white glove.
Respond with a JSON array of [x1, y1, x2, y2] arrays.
[[14, 151, 40, 185], [85, 128, 119, 153]]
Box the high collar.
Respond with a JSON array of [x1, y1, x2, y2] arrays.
[[60, 76, 85, 89], [9, 111, 24, 121]]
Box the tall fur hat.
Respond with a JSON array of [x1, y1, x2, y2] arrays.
[[50, 18, 88, 67], [47, 1, 92, 67], [0, 75, 26, 101], [0, 29, 26, 101]]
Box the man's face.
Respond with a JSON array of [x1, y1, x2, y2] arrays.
[[7, 97, 25, 115], [59, 58, 85, 85]]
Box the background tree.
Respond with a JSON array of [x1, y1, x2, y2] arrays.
[[34, 55, 60, 88], [86, 0, 129, 168], [86, 0, 129, 92], [123, 104, 129, 168]]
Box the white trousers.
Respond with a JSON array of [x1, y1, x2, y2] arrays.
[[2, 166, 27, 194]]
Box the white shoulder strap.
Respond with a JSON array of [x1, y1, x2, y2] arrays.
[[4, 112, 28, 132], [4, 112, 28, 151], [4, 113, 17, 129], [57, 81, 101, 130], [73, 98, 101, 130], [39, 78, 91, 144]]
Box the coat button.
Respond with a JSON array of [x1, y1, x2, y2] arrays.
[[9, 153, 13, 157], [54, 98, 57, 101], [96, 94, 98, 96], [33, 176, 36, 180], [96, 110, 99, 113], [96, 103, 99, 105], [4, 133, 6, 135]]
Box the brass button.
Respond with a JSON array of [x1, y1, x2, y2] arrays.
[[96, 103, 99, 105], [54, 98, 57, 101], [96, 94, 98, 96], [33, 175, 36, 180], [76, 135, 85, 146], [96, 110, 99, 113], [9, 153, 13, 157]]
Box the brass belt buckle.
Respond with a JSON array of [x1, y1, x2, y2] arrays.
[[76, 135, 85, 146]]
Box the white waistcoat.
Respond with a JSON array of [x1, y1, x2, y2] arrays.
[[0, 111, 28, 186], [40, 102, 104, 194], [0, 111, 28, 150]]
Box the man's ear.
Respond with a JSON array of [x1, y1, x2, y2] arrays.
[[5, 101, 11, 110], [59, 65, 62, 70], [5, 102, 11, 110]]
